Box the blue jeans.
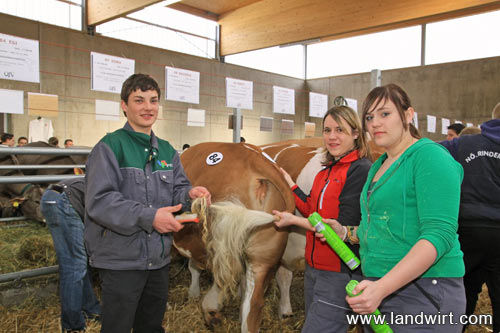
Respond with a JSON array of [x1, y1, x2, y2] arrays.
[[41, 189, 101, 331]]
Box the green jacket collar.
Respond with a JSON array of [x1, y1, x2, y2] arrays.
[[123, 122, 159, 150]]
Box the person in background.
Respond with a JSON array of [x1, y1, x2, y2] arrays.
[[440, 102, 500, 332], [40, 178, 101, 333], [1, 133, 15, 147], [17, 136, 28, 146], [459, 126, 481, 136], [273, 105, 371, 332], [64, 139, 74, 148], [182, 143, 190, 151], [240, 137, 246, 143], [447, 123, 466, 140], [329, 84, 465, 332], [49, 137, 59, 147], [85, 73, 211, 333]]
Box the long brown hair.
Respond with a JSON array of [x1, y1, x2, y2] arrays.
[[322, 105, 370, 165], [361, 84, 421, 139]]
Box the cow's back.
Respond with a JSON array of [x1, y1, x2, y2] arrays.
[[181, 142, 294, 213]]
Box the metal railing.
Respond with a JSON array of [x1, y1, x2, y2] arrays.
[[0, 146, 90, 283]]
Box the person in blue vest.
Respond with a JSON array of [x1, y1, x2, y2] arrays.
[[440, 102, 500, 332], [84, 73, 211, 333]]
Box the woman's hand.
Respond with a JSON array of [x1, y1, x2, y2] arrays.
[[315, 218, 346, 241], [189, 186, 211, 205], [346, 280, 387, 314], [279, 167, 295, 188], [272, 211, 314, 232]]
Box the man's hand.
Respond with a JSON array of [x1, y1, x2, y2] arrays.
[[152, 204, 183, 233], [189, 186, 211, 205]]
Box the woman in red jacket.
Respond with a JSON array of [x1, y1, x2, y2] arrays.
[[274, 105, 371, 332]]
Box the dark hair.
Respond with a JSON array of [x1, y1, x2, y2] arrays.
[[322, 105, 370, 165], [361, 83, 421, 139], [1, 133, 13, 143], [182, 144, 190, 150], [240, 137, 246, 143], [17, 136, 28, 143], [121, 74, 161, 103], [64, 139, 73, 145], [447, 123, 465, 135], [48, 137, 59, 146]]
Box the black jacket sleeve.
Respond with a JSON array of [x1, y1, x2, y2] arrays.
[[337, 158, 371, 226]]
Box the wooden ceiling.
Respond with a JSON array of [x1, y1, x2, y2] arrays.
[[87, 0, 500, 56]]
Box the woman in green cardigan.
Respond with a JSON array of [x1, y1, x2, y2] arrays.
[[325, 84, 466, 331]]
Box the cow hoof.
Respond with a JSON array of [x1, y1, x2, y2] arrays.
[[204, 310, 222, 328]]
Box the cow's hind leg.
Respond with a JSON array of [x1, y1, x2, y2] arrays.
[[241, 262, 275, 333], [201, 283, 223, 328], [275, 265, 293, 317], [188, 258, 201, 298]]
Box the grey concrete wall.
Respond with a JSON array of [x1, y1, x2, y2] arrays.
[[307, 57, 500, 141], [0, 13, 310, 149]]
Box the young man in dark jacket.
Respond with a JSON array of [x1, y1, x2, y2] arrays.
[[441, 103, 500, 332], [85, 74, 210, 333]]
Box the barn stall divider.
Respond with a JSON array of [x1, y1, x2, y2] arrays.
[[0, 146, 90, 283]]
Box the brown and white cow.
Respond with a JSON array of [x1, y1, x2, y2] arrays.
[[175, 142, 295, 333]]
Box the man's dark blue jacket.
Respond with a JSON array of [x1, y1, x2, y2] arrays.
[[441, 119, 500, 227]]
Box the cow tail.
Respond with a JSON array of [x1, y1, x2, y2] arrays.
[[191, 198, 275, 299]]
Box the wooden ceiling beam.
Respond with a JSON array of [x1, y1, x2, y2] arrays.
[[218, 0, 500, 56], [167, 3, 219, 21], [87, 0, 163, 26]]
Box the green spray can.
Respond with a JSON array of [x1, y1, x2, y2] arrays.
[[307, 212, 360, 270], [346, 280, 393, 333]]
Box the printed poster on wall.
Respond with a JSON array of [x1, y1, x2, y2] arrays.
[[0, 89, 24, 114], [413, 112, 418, 129], [95, 99, 120, 121], [309, 92, 328, 118], [427, 115, 436, 133], [441, 118, 450, 135], [273, 86, 295, 115], [0, 33, 39, 83], [91, 52, 135, 94], [165, 67, 200, 104], [281, 119, 294, 135], [260, 117, 273, 132], [187, 108, 205, 127], [226, 78, 253, 110], [305, 122, 316, 137], [345, 98, 357, 112]]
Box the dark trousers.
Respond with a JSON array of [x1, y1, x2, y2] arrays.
[[98, 265, 170, 333], [459, 226, 500, 332]]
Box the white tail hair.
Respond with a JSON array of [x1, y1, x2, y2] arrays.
[[191, 197, 275, 298]]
